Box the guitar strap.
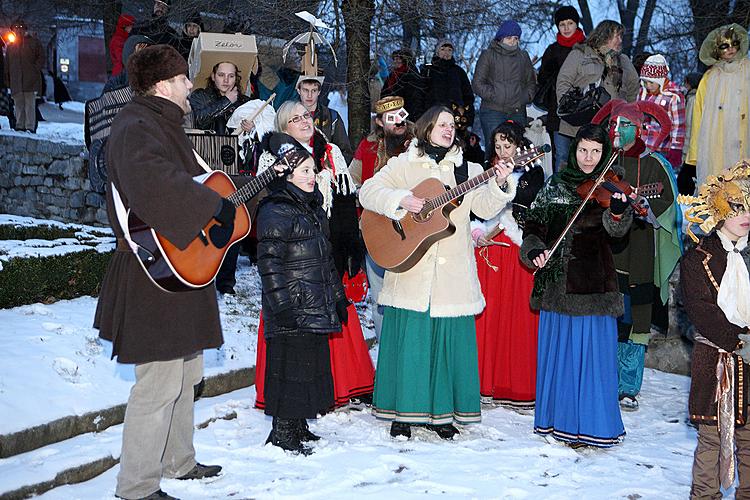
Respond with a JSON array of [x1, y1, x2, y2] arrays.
[[454, 160, 469, 185], [111, 150, 214, 258]]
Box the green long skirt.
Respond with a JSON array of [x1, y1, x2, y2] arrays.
[[372, 306, 481, 425]]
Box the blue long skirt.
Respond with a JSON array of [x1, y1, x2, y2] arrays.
[[534, 311, 625, 447]]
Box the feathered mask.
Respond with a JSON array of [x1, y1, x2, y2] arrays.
[[678, 160, 750, 242]]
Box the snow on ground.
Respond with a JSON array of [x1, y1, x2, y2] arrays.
[[0, 104, 84, 145], [0, 215, 114, 268], [0, 249, 374, 436], [32, 369, 699, 500]]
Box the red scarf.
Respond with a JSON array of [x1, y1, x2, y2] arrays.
[[557, 28, 585, 48]]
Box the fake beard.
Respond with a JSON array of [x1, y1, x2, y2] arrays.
[[384, 128, 408, 156]]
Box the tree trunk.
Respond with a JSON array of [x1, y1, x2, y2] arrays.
[[616, 0, 640, 56], [634, 0, 657, 56], [398, 0, 421, 53], [341, 0, 375, 147], [577, 0, 594, 35]]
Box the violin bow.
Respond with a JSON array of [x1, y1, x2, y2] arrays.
[[532, 151, 621, 276]]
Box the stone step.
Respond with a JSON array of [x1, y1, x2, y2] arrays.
[[0, 387, 250, 500], [0, 367, 254, 460]]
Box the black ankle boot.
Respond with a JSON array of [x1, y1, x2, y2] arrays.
[[427, 423, 459, 440], [297, 419, 321, 442], [390, 422, 411, 438], [267, 418, 313, 455]]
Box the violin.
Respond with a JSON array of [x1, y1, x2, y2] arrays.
[[575, 170, 663, 218]]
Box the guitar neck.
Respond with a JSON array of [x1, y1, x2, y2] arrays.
[[227, 167, 277, 206], [427, 168, 497, 210]]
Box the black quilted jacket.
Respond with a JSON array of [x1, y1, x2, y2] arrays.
[[256, 182, 346, 338]]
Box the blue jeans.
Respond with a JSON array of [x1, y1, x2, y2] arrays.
[[553, 132, 572, 173], [479, 108, 527, 159]]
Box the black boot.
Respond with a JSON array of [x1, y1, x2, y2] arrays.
[[297, 419, 321, 442], [390, 422, 411, 439], [426, 423, 459, 440], [266, 417, 313, 455]]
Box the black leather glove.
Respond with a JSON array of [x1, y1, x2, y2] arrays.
[[609, 194, 629, 216], [527, 248, 546, 262], [336, 298, 349, 325], [275, 307, 297, 329]]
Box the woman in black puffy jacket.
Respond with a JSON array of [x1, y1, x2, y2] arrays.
[[256, 133, 349, 456]]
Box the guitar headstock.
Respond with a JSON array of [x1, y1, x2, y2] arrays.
[[508, 144, 551, 171], [636, 182, 664, 199]]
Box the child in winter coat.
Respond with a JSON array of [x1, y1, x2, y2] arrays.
[[680, 160, 750, 497], [637, 54, 686, 170]]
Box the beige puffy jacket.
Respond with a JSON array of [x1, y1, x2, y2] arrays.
[[358, 142, 516, 317]]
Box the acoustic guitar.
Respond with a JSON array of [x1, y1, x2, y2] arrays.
[[361, 145, 550, 273], [127, 166, 281, 293]]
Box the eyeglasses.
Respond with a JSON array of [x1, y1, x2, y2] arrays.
[[718, 40, 741, 51], [288, 112, 312, 124]]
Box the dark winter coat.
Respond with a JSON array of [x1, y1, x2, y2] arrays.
[[188, 86, 250, 134], [312, 103, 353, 163], [422, 57, 475, 124], [110, 14, 135, 77], [472, 40, 536, 115], [537, 42, 574, 132], [3, 34, 44, 94], [94, 95, 223, 364], [381, 64, 426, 120], [520, 179, 632, 316], [257, 183, 346, 339], [681, 233, 750, 426]]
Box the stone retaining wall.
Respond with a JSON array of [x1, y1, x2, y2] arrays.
[[0, 136, 106, 226]]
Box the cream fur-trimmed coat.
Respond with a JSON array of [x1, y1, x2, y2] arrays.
[[359, 142, 517, 317]]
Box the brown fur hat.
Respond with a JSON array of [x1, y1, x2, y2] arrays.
[[127, 44, 188, 95]]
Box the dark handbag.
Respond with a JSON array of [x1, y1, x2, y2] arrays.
[[532, 78, 554, 112], [557, 83, 611, 127]]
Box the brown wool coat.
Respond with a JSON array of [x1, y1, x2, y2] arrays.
[[3, 34, 44, 94], [94, 95, 223, 364], [681, 233, 750, 425]]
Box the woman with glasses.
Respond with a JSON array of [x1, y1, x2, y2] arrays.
[[684, 24, 750, 190], [254, 101, 376, 415]]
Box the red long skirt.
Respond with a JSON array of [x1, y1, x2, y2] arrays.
[[255, 303, 375, 410], [475, 233, 539, 408]]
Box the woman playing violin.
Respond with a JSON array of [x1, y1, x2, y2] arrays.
[[520, 123, 632, 448]]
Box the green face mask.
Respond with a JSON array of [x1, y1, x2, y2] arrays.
[[610, 117, 637, 149]]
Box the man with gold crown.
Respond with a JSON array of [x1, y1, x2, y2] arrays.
[[679, 159, 750, 498], [683, 24, 750, 192], [349, 95, 414, 339]]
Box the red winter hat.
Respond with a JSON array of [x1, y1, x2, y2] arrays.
[[639, 54, 669, 90]]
